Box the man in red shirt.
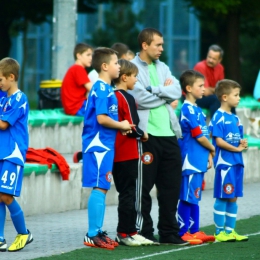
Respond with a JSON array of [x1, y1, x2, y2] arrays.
[[194, 45, 224, 118]]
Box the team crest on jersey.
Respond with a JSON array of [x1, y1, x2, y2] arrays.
[[16, 92, 22, 102], [100, 83, 106, 91], [3, 99, 11, 112], [224, 183, 234, 194], [106, 171, 113, 182], [194, 187, 201, 198], [188, 105, 194, 114], [141, 152, 153, 165]]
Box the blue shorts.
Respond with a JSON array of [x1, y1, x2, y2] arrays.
[[76, 100, 87, 116], [179, 172, 205, 204], [214, 165, 244, 199], [0, 160, 24, 197], [82, 150, 114, 190]]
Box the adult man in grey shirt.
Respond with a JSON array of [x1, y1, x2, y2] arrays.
[[129, 28, 188, 245]]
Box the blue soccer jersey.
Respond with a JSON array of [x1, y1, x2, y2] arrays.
[[178, 101, 210, 175], [82, 79, 118, 153], [0, 90, 29, 166], [209, 109, 244, 170]]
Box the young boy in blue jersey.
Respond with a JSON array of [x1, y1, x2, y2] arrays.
[[210, 79, 248, 242], [177, 70, 216, 244], [0, 58, 33, 252], [82, 48, 133, 250]]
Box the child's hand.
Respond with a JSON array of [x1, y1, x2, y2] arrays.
[[141, 132, 149, 142], [237, 143, 247, 152], [170, 100, 178, 109], [240, 138, 248, 149], [207, 153, 213, 169], [210, 146, 215, 158], [120, 120, 135, 132]]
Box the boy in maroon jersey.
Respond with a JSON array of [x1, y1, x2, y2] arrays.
[[113, 59, 154, 246]]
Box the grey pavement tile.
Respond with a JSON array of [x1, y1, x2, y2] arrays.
[[3, 182, 260, 260]]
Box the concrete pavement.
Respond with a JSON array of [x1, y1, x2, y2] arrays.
[[3, 182, 260, 260]]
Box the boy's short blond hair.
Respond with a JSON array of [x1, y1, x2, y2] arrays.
[[113, 59, 138, 85], [73, 43, 92, 60], [215, 79, 241, 101], [92, 47, 118, 73], [0, 57, 20, 81]]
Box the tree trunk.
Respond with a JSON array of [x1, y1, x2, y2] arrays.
[[224, 12, 241, 84]]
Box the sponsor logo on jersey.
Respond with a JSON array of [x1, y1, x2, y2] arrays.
[[225, 121, 232, 124], [141, 152, 153, 164], [106, 171, 113, 182], [200, 125, 209, 136], [194, 187, 201, 198], [109, 104, 118, 114], [224, 183, 234, 194], [225, 132, 240, 143]]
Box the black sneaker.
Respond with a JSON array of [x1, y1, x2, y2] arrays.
[[140, 233, 160, 245], [159, 234, 189, 246]]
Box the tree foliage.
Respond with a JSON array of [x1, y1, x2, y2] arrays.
[[91, 3, 143, 53], [0, 0, 132, 59], [184, 0, 260, 93]]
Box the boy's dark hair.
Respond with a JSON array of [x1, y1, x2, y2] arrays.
[[180, 69, 204, 94], [208, 44, 224, 58], [215, 79, 241, 101], [111, 43, 129, 59], [138, 28, 163, 50], [113, 59, 138, 85], [92, 47, 118, 73], [0, 57, 20, 81], [73, 43, 92, 60]]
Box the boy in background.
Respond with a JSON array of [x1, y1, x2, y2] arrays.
[[177, 70, 215, 244], [113, 59, 153, 246], [210, 79, 248, 242], [0, 58, 33, 252], [82, 48, 133, 250], [61, 43, 93, 116]]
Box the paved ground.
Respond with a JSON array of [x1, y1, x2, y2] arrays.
[[3, 182, 260, 260]]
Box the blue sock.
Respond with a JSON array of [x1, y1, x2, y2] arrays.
[[225, 201, 238, 234], [213, 198, 227, 235], [190, 203, 200, 234], [7, 199, 27, 234], [87, 189, 106, 237], [178, 200, 191, 236], [0, 202, 6, 241]]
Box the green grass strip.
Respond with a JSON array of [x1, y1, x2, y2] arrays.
[[33, 215, 260, 260]]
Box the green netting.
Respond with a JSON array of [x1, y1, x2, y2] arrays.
[[28, 110, 46, 126], [238, 96, 260, 110], [174, 101, 210, 117], [24, 163, 49, 176], [244, 135, 260, 148], [28, 109, 84, 127]]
